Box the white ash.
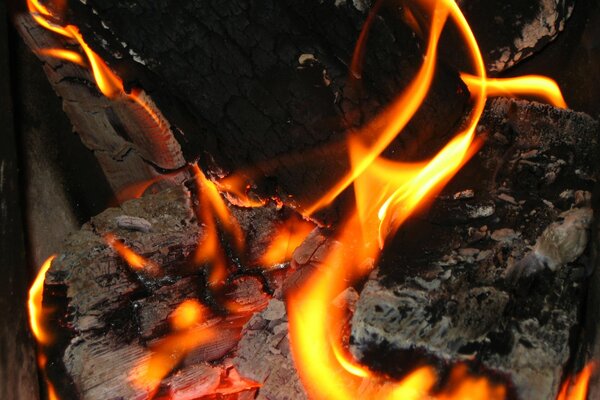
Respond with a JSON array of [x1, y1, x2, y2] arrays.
[[115, 215, 152, 232], [533, 208, 593, 271], [466, 203, 495, 219], [498, 193, 518, 205], [507, 207, 593, 279]]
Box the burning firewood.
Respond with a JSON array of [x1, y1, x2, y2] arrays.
[[11, 0, 600, 399]]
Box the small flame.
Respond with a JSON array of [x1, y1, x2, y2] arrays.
[[131, 299, 216, 394], [28, 255, 56, 345], [36, 48, 85, 66], [461, 73, 567, 108], [191, 164, 244, 286], [260, 214, 314, 267], [104, 233, 160, 276], [170, 299, 206, 331], [557, 363, 594, 400]]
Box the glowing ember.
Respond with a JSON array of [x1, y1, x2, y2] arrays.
[[28, 254, 56, 345], [104, 233, 161, 276]]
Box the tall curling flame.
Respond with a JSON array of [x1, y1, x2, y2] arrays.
[[287, 0, 571, 399]]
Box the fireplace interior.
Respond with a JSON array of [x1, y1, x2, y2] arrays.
[[1, 0, 600, 399]]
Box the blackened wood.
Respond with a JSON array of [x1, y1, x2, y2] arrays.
[[347, 99, 599, 400], [57, 0, 469, 217], [0, 3, 40, 399], [452, 0, 575, 73]]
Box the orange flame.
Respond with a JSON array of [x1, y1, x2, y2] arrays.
[[287, 0, 568, 398], [131, 299, 217, 394], [28, 255, 56, 345], [27, 0, 165, 130], [191, 164, 245, 286], [36, 48, 85, 66], [557, 363, 594, 400], [260, 214, 314, 267], [461, 73, 567, 108], [104, 233, 161, 276]]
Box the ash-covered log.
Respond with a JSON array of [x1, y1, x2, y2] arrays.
[[347, 99, 599, 400], [41, 182, 307, 399], [39, 98, 600, 400]]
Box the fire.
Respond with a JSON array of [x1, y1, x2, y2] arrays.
[[557, 363, 594, 400], [191, 164, 245, 286], [461, 73, 567, 108], [27, 0, 164, 127], [28, 256, 60, 400], [132, 299, 217, 394], [25, 0, 580, 399], [104, 233, 161, 276], [28, 255, 56, 345], [260, 214, 314, 267], [287, 0, 571, 399]]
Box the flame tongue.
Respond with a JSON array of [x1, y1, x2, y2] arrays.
[[25, 0, 580, 398]]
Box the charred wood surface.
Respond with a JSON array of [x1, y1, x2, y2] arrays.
[[15, 15, 188, 200], [345, 99, 599, 400], [50, 0, 469, 218], [454, 0, 575, 72], [42, 184, 305, 399]]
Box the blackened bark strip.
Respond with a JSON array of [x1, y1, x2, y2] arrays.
[[0, 3, 40, 399], [15, 15, 188, 200], [58, 0, 468, 218]]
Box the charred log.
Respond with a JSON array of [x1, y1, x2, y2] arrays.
[[346, 99, 599, 400], [42, 183, 310, 399], [41, 0, 471, 219]]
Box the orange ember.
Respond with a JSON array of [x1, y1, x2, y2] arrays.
[[28, 255, 56, 345], [104, 233, 161, 276]]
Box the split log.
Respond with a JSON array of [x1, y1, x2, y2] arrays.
[[345, 99, 599, 400], [22, 0, 470, 218], [42, 183, 311, 399], [0, 2, 40, 398], [14, 15, 188, 201]]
